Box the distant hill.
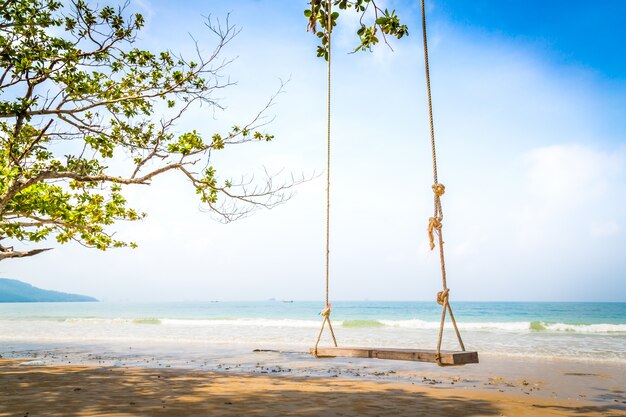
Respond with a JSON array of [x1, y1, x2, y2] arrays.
[[0, 278, 97, 302]]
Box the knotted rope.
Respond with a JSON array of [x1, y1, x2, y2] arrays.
[[436, 288, 449, 306], [313, 0, 338, 356], [421, 0, 467, 366], [427, 217, 441, 250]]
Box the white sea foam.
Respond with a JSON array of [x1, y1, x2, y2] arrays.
[[54, 317, 626, 333], [64, 318, 132, 324], [160, 318, 322, 328], [360, 319, 626, 333], [540, 322, 626, 333], [379, 320, 533, 331]]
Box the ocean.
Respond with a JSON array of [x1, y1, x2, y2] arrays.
[[1, 301, 624, 364]]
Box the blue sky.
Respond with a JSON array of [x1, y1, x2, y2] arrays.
[[436, 0, 626, 80], [2, 0, 625, 302]]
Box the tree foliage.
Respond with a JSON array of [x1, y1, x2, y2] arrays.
[[305, 0, 409, 59], [0, 0, 299, 260]]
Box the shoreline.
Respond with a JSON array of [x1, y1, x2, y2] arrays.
[[2, 358, 624, 417]]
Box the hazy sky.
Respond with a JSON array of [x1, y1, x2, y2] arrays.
[[2, 0, 625, 302]]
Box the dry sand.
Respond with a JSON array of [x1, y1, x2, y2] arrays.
[[1, 359, 624, 417]]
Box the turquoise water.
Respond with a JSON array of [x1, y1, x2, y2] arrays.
[[1, 300, 624, 327], [0, 301, 624, 362]]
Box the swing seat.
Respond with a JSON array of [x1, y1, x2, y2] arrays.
[[310, 346, 479, 366]]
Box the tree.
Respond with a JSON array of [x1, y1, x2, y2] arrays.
[[0, 0, 302, 261], [304, 0, 408, 60]]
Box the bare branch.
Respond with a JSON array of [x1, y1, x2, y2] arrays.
[[0, 246, 52, 260]]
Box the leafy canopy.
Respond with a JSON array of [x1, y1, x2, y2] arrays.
[[305, 0, 409, 60], [0, 0, 298, 260]]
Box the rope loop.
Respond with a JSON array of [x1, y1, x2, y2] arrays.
[[432, 183, 445, 197]]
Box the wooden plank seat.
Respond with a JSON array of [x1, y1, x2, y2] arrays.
[[310, 347, 479, 366]]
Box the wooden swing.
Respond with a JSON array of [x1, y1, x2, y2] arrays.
[[310, 0, 479, 367]]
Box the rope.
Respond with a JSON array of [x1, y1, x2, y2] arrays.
[[420, 0, 466, 366], [314, 0, 338, 356], [427, 216, 441, 251], [325, 0, 332, 309], [421, 0, 438, 187]]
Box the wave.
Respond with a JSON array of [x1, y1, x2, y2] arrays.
[[382, 320, 626, 333], [378, 319, 533, 331], [64, 318, 128, 324], [530, 321, 626, 333], [342, 320, 385, 328], [52, 317, 626, 333], [132, 318, 161, 325], [64, 318, 162, 325], [159, 318, 322, 328]]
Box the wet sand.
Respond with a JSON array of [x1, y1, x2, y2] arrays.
[[1, 358, 624, 417]]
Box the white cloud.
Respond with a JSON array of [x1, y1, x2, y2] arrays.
[[591, 221, 621, 238], [514, 144, 625, 244], [524, 145, 621, 205]]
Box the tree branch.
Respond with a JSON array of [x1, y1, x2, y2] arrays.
[[0, 246, 52, 260]]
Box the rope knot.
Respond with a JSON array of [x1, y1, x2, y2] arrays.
[[320, 304, 331, 318], [432, 183, 445, 197], [436, 289, 449, 306], [427, 217, 442, 250]]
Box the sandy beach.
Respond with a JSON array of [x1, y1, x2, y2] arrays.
[[2, 357, 624, 417]]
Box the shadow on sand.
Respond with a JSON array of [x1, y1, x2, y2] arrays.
[[1, 361, 624, 417]]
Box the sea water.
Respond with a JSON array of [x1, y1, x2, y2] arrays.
[[0, 301, 624, 363]]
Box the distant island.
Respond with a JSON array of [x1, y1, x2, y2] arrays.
[[0, 278, 98, 302]]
